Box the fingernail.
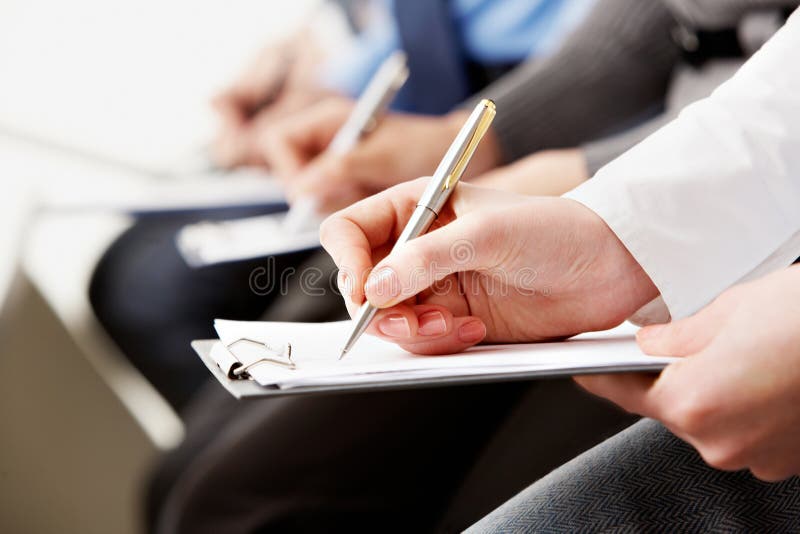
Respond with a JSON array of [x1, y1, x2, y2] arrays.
[[417, 311, 447, 336], [365, 267, 400, 306], [378, 314, 411, 338], [458, 320, 486, 344]]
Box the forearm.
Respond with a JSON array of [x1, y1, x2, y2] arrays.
[[567, 11, 800, 319]]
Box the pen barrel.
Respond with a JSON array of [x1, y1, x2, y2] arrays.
[[393, 206, 438, 250], [341, 301, 380, 356], [329, 51, 408, 154], [340, 99, 494, 358], [417, 99, 496, 215]]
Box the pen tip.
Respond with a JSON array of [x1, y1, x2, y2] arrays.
[[338, 349, 347, 361]]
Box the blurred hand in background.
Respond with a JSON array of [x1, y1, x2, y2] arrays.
[[259, 95, 592, 213], [212, 29, 333, 168], [259, 96, 502, 213]]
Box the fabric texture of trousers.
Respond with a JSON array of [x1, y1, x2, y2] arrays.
[[149, 377, 638, 534], [468, 418, 800, 533]]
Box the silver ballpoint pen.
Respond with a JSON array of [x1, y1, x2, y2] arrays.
[[338, 99, 497, 359], [328, 50, 409, 154], [282, 51, 409, 233]]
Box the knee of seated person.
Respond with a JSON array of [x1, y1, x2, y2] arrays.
[[89, 218, 321, 336], [88, 221, 188, 334]]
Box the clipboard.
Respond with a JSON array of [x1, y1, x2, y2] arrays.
[[192, 329, 673, 399]]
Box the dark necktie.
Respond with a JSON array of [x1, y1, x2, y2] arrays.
[[393, 0, 471, 115]]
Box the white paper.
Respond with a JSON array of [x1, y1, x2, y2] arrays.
[[213, 319, 676, 390]]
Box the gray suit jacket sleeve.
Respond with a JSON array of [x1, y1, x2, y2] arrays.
[[471, 0, 680, 163], [579, 0, 799, 174], [664, 0, 798, 29]]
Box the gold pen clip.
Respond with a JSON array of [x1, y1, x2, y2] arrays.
[[443, 99, 496, 191]]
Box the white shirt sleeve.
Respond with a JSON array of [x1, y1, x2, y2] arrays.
[[565, 10, 800, 320]]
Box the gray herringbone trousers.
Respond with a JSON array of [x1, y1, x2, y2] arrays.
[[468, 419, 800, 532]]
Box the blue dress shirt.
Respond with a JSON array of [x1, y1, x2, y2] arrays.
[[322, 0, 596, 101]]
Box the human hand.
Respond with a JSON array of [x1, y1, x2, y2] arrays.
[[212, 32, 329, 168], [472, 148, 590, 197], [261, 97, 502, 213], [320, 179, 658, 354], [576, 266, 800, 481]]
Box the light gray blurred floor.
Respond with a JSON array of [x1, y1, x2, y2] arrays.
[[0, 271, 156, 534]]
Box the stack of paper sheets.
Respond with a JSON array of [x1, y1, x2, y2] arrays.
[[202, 319, 676, 395]]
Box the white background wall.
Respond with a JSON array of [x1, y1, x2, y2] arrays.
[[0, 1, 341, 532]]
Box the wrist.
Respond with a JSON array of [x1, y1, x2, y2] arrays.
[[577, 200, 660, 319]]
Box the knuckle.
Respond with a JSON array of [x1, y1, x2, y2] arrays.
[[699, 442, 745, 471], [664, 391, 716, 435], [701, 451, 737, 472], [750, 465, 792, 483]]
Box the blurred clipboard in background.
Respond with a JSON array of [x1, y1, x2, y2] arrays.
[[192, 320, 676, 398], [0, 123, 288, 216], [176, 208, 321, 267]]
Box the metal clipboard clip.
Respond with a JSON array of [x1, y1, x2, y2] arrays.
[[225, 337, 295, 379]]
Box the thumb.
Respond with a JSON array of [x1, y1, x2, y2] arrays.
[[636, 304, 723, 357], [364, 216, 487, 308]]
